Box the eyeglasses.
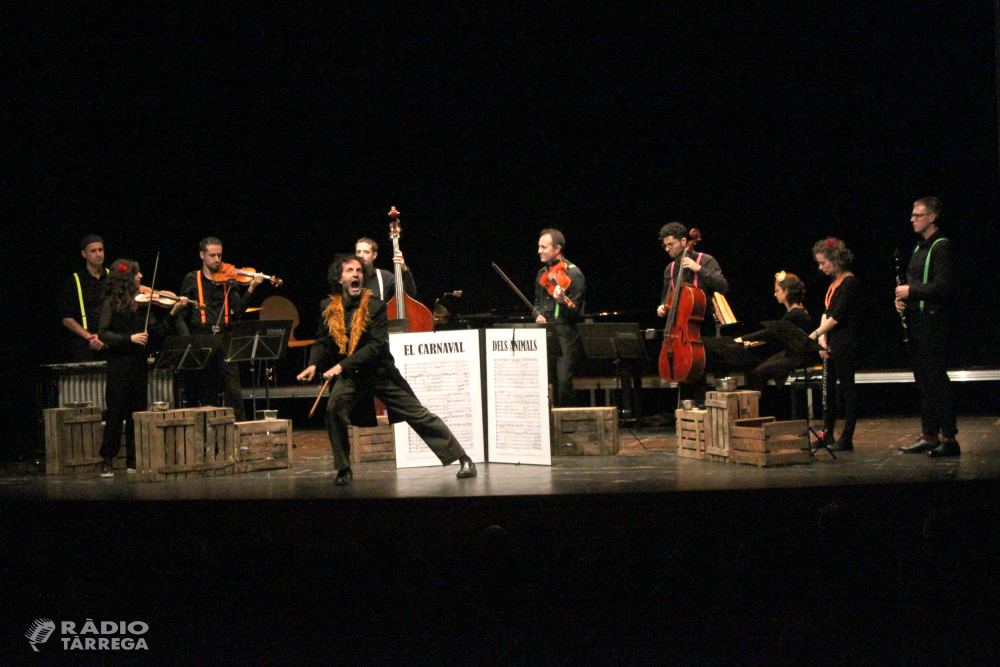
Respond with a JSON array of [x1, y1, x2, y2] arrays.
[[911, 213, 931, 219]]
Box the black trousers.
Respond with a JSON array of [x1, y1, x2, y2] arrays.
[[99, 357, 147, 465], [325, 374, 466, 471], [908, 312, 957, 439], [547, 323, 580, 408], [188, 353, 246, 421], [823, 346, 858, 443]]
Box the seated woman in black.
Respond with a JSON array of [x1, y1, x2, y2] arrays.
[[736, 271, 814, 389]]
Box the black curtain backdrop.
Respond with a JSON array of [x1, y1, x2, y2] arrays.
[[7, 2, 998, 451]]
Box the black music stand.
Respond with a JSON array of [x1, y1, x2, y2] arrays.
[[759, 320, 833, 459], [225, 320, 292, 414], [577, 323, 648, 421], [156, 335, 223, 409]]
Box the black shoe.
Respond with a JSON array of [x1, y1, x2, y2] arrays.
[[334, 468, 353, 485], [900, 436, 938, 454], [99, 460, 114, 478], [829, 439, 854, 452], [928, 441, 960, 458], [456, 459, 477, 479]]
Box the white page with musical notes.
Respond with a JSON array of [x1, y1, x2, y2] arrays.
[[388, 329, 485, 469], [485, 328, 551, 466]]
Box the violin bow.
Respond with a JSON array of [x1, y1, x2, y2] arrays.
[[492, 262, 542, 319], [143, 252, 160, 334], [309, 377, 331, 418]]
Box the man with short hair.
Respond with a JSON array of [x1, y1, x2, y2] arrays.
[[657, 222, 728, 332], [61, 234, 108, 361], [298, 254, 476, 484], [176, 237, 265, 422], [895, 197, 959, 457], [355, 237, 417, 302], [534, 229, 586, 407]]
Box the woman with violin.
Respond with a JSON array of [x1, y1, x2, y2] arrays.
[[808, 237, 860, 452], [534, 229, 586, 407], [175, 236, 280, 422], [97, 259, 188, 477]]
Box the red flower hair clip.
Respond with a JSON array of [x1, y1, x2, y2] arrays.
[[825, 238, 836, 249], [116, 262, 130, 274]]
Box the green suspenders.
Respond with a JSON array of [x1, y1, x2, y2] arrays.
[[918, 238, 946, 312], [73, 269, 108, 330]]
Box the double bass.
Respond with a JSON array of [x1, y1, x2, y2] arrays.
[[385, 206, 435, 333], [658, 229, 707, 383]]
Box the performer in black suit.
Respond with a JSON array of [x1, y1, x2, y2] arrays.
[[355, 237, 417, 302], [808, 238, 860, 452], [297, 254, 476, 485], [60, 234, 108, 361], [895, 196, 959, 457], [534, 229, 586, 408]]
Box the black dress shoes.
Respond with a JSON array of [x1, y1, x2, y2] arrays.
[[335, 467, 353, 485], [900, 437, 938, 454], [456, 459, 477, 479], [829, 439, 854, 452], [928, 441, 961, 458]]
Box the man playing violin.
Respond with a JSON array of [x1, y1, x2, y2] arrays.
[[355, 237, 417, 302], [60, 234, 108, 362], [297, 254, 476, 485], [657, 222, 728, 336], [175, 236, 267, 422], [535, 229, 586, 408]]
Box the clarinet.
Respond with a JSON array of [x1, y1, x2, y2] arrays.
[[822, 355, 829, 438], [893, 249, 909, 343]]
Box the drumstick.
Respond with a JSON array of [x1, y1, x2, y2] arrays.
[[308, 377, 331, 418]]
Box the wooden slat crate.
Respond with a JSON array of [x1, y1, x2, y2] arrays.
[[235, 419, 293, 473], [729, 417, 811, 467], [704, 390, 760, 460], [675, 408, 708, 460], [134, 407, 236, 482], [350, 415, 395, 464], [43, 407, 126, 475], [551, 407, 619, 456]]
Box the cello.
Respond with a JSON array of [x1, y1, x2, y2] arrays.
[[658, 228, 707, 383], [385, 206, 435, 333]]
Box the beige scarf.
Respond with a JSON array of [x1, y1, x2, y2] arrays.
[[322, 290, 371, 356]]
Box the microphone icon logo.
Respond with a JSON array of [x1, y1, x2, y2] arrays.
[[25, 619, 56, 652]]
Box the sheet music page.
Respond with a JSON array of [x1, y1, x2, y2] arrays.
[[485, 329, 551, 465], [388, 330, 485, 468]]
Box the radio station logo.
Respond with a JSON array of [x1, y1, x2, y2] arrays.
[[25, 618, 149, 652]]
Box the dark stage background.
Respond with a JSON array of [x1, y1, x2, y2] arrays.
[[7, 3, 999, 454]]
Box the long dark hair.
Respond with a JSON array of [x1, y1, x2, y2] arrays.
[[103, 259, 140, 313]]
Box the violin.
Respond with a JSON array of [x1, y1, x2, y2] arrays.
[[658, 228, 707, 384], [539, 260, 576, 309], [211, 263, 283, 287], [136, 285, 184, 308]]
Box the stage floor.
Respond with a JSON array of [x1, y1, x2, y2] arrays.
[[4, 415, 998, 500]]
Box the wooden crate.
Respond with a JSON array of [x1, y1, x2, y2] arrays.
[[704, 390, 760, 460], [350, 415, 395, 464], [134, 407, 236, 482], [729, 417, 811, 467], [235, 419, 294, 473], [551, 407, 619, 456], [43, 407, 126, 475], [675, 408, 708, 460]]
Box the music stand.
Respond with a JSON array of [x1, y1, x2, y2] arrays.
[[577, 323, 648, 421], [156, 335, 223, 410], [759, 320, 833, 459], [225, 320, 292, 414]]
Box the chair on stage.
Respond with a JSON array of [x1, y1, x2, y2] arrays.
[[259, 296, 315, 381]]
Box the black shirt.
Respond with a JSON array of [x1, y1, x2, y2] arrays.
[[824, 274, 860, 354], [177, 270, 261, 334], [661, 252, 728, 321], [364, 267, 417, 302], [905, 230, 953, 313], [61, 269, 108, 332]]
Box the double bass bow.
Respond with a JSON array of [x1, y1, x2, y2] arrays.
[[385, 206, 435, 333], [658, 228, 707, 383]]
